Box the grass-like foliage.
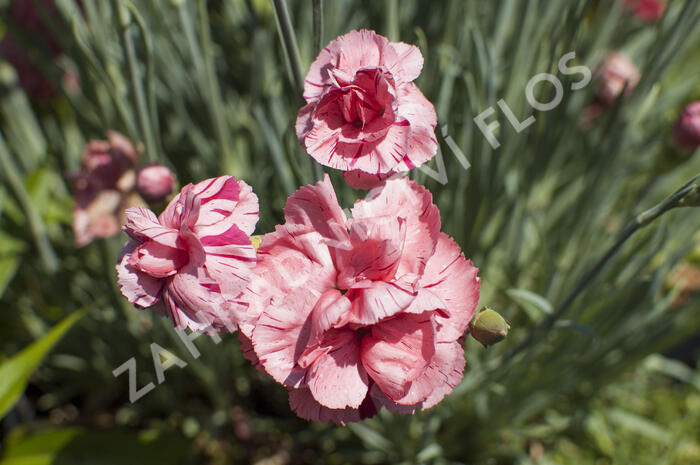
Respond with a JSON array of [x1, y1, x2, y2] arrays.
[[0, 0, 699, 463]]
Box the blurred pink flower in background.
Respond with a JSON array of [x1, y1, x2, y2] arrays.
[[595, 52, 640, 106], [581, 52, 640, 128], [622, 0, 666, 23], [241, 175, 480, 424], [296, 29, 437, 189], [136, 164, 176, 203], [71, 131, 139, 247], [0, 0, 79, 99], [117, 176, 259, 332], [674, 101, 700, 150]]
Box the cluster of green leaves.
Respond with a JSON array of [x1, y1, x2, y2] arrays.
[[0, 0, 699, 464]]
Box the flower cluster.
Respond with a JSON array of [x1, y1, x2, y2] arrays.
[[240, 175, 479, 423], [115, 30, 481, 424]]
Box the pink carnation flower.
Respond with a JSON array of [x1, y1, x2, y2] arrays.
[[71, 131, 139, 247], [117, 176, 259, 332], [296, 29, 438, 189], [241, 175, 479, 424]]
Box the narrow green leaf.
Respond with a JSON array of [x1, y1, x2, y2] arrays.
[[0, 312, 84, 419], [506, 288, 553, 321]]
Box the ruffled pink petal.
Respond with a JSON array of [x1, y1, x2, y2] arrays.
[[403, 289, 447, 316], [309, 289, 352, 343], [158, 184, 201, 231], [360, 312, 436, 401], [134, 240, 189, 278], [288, 388, 362, 425], [201, 223, 257, 297], [240, 226, 337, 337], [352, 177, 441, 283], [335, 216, 406, 288], [246, 224, 338, 383], [124, 207, 181, 248], [420, 233, 480, 342], [116, 240, 164, 307], [162, 267, 236, 332], [282, 174, 348, 243], [304, 330, 369, 409], [392, 341, 465, 408], [251, 302, 312, 388], [335, 121, 411, 174], [334, 29, 387, 77], [238, 333, 264, 371], [346, 280, 416, 325], [384, 41, 424, 83], [195, 178, 259, 238], [342, 170, 393, 189], [295, 102, 315, 140], [392, 83, 438, 172]]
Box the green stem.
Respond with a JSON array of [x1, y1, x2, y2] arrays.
[[507, 174, 700, 360], [0, 132, 58, 272], [114, 0, 158, 163], [271, 0, 305, 92], [386, 0, 399, 41], [312, 0, 324, 54], [178, 2, 205, 77], [126, 1, 163, 159], [70, 15, 138, 142], [197, 0, 238, 172]]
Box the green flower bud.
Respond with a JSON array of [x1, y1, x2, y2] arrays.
[[469, 307, 510, 347]]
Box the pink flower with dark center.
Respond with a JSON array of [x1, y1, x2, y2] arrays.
[[137, 164, 176, 203], [71, 131, 139, 247], [674, 101, 700, 150], [241, 175, 479, 424], [296, 30, 438, 189], [117, 176, 259, 332]]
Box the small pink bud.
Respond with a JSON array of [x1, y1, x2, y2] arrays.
[[595, 52, 640, 106], [674, 102, 700, 150], [136, 164, 175, 202]]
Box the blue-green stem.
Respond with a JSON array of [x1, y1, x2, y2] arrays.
[[114, 0, 158, 163], [125, 1, 163, 159], [271, 0, 305, 93], [312, 0, 324, 54], [197, 0, 239, 173], [70, 16, 138, 142], [386, 0, 399, 41]]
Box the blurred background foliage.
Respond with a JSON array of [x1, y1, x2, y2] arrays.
[[0, 0, 699, 463]]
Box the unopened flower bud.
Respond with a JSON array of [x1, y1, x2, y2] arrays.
[[674, 101, 700, 150], [136, 164, 175, 203], [469, 307, 510, 347]]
